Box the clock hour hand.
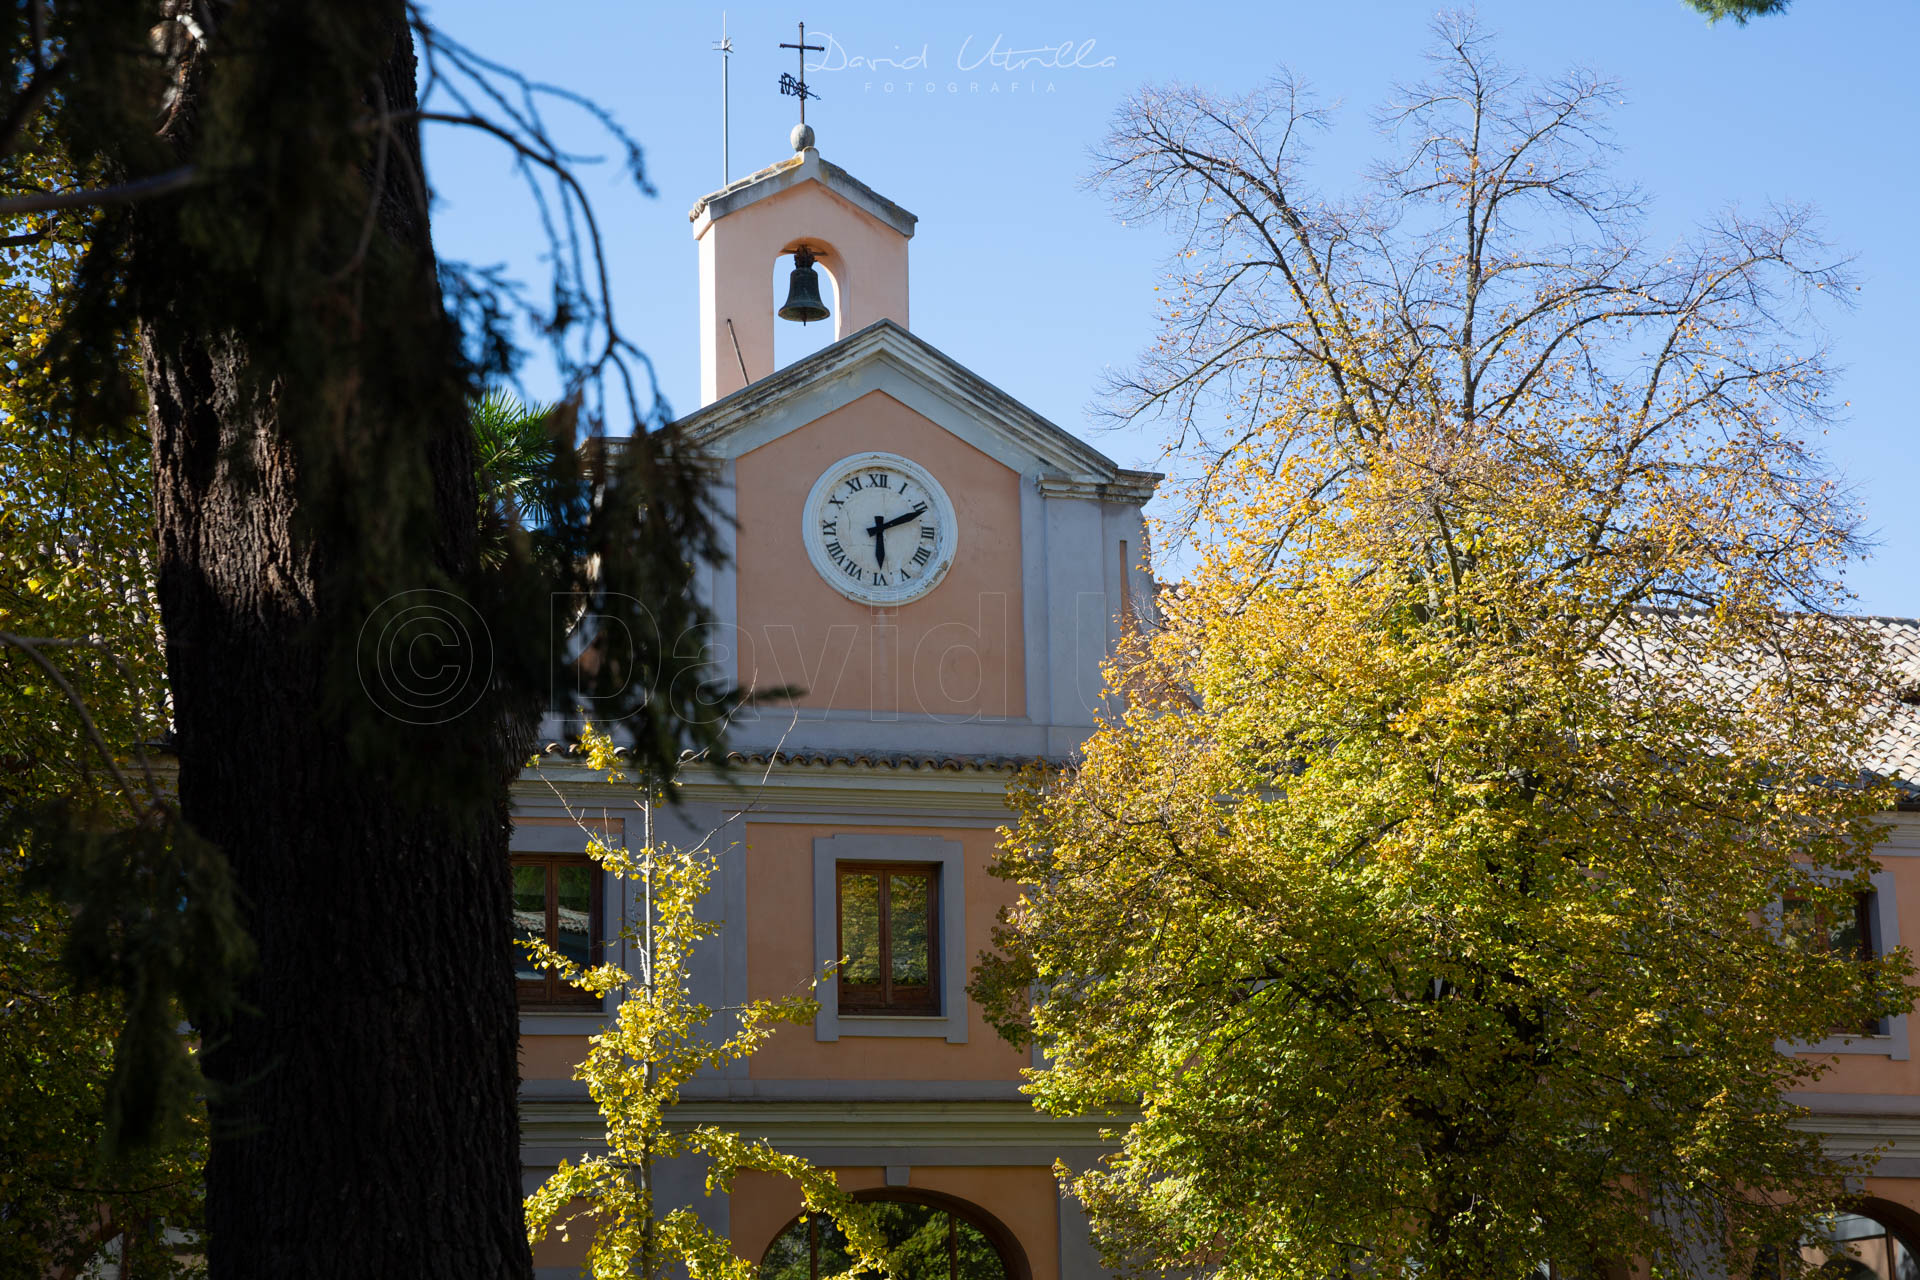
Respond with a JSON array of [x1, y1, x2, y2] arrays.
[[866, 505, 927, 569]]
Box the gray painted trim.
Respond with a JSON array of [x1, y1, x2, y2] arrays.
[[715, 715, 1060, 756], [1020, 469, 1051, 734], [722, 831, 751, 1081], [731, 811, 1009, 829], [713, 458, 740, 686], [1036, 473, 1161, 503], [1866, 1159, 1920, 1178], [1055, 1164, 1104, 1280], [741, 1144, 1106, 1167], [518, 1012, 608, 1036], [1788, 1092, 1920, 1116], [522, 1078, 1030, 1102], [1792, 869, 1910, 1060], [837, 1015, 951, 1038], [812, 834, 967, 1042], [521, 1143, 1109, 1170], [520, 1097, 1123, 1166], [511, 824, 615, 854]]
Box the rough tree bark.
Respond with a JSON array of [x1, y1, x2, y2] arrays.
[[135, 4, 533, 1275]]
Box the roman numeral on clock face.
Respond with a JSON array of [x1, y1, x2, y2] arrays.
[[911, 545, 932, 566]]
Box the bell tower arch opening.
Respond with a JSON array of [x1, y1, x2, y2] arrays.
[[690, 132, 917, 405], [771, 243, 843, 373]]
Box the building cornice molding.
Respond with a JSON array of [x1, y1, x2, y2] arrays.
[[512, 760, 1019, 819], [520, 1094, 1125, 1164], [1034, 471, 1164, 504], [689, 149, 918, 240]]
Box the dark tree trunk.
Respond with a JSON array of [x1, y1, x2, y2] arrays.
[[133, 4, 534, 1276]]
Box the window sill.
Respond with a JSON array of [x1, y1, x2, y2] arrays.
[[1797, 1033, 1901, 1057], [519, 1008, 608, 1036], [836, 1014, 956, 1038]]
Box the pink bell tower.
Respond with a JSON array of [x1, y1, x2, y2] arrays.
[[689, 124, 918, 406]]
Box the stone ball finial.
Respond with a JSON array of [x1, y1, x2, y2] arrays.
[[791, 122, 816, 152]]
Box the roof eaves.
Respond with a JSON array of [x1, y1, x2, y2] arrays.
[[688, 151, 918, 239]]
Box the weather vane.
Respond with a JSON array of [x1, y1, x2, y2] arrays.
[[778, 20, 823, 126]]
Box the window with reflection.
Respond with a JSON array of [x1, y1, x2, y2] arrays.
[[511, 854, 600, 1007], [1783, 888, 1883, 1037], [760, 1196, 1013, 1280], [1756, 1211, 1920, 1280], [837, 863, 937, 1015]]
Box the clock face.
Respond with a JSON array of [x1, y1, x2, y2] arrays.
[[801, 451, 958, 605]]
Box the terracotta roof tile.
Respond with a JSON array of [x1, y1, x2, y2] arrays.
[[532, 741, 1047, 775], [531, 617, 1920, 795]]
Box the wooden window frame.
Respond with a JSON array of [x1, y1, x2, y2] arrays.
[[512, 854, 603, 1009], [835, 861, 939, 1016]]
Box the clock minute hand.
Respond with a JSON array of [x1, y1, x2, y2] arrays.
[[878, 504, 928, 532]]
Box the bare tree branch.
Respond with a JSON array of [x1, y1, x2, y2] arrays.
[[1090, 10, 1856, 603]]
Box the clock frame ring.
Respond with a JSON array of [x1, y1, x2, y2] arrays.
[[800, 450, 960, 606]]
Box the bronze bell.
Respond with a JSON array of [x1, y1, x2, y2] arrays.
[[778, 246, 831, 325]]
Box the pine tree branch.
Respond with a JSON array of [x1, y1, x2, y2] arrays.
[[0, 167, 197, 216]]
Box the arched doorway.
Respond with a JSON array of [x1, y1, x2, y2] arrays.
[[1763, 1201, 1920, 1280], [759, 1189, 1031, 1280]]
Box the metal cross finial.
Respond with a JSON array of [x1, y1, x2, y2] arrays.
[[778, 20, 824, 125]]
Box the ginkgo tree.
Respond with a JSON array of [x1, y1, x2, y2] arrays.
[[524, 725, 890, 1280], [973, 17, 1914, 1280]]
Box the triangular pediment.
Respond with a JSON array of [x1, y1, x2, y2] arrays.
[[668, 320, 1160, 501]]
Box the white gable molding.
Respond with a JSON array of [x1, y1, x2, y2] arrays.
[[670, 319, 1161, 494]]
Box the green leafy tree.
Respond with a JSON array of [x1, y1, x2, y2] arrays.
[[1, 857, 210, 1279], [974, 18, 1913, 1280], [524, 726, 889, 1280], [2, 113, 214, 1280]]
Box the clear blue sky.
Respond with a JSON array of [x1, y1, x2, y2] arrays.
[[423, 0, 1918, 616]]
